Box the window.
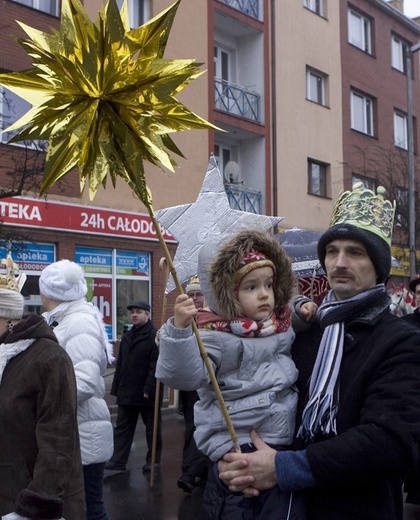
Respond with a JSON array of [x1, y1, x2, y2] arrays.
[[352, 174, 376, 191], [0, 86, 46, 150], [116, 0, 150, 27], [351, 90, 374, 136], [214, 45, 232, 82], [304, 0, 323, 16], [306, 67, 327, 105], [10, 0, 60, 16], [391, 34, 409, 73], [394, 111, 408, 149], [308, 159, 328, 197], [348, 8, 371, 54], [395, 187, 408, 228]]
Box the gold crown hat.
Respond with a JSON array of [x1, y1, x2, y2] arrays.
[[0, 253, 26, 320], [0, 253, 27, 292], [185, 274, 201, 294], [317, 184, 396, 283]]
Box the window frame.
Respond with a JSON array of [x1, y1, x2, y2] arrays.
[[10, 0, 60, 16], [304, 0, 323, 16], [350, 89, 374, 136], [348, 8, 371, 54], [391, 34, 409, 74], [116, 0, 150, 28], [306, 67, 327, 106], [307, 158, 329, 198], [394, 110, 408, 150], [352, 174, 376, 191], [0, 86, 47, 150]]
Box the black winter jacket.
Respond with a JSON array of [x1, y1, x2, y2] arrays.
[[292, 306, 420, 520], [111, 319, 159, 406]]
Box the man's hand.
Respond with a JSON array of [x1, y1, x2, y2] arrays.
[[174, 294, 198, 329], [218, 431, 278, 496]]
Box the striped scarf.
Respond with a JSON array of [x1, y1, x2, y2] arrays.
[[298, 284, 389, 441]]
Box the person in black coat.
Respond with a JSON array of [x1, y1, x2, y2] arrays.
[[402, 277, 420, 505], [217, 186, 420, 520], [105, 300, 162, 473]]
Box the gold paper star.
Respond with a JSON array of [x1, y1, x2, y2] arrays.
[[0, 0, 216, 202]]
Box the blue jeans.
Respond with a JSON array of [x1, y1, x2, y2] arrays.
[[83, 462, 109, 520]]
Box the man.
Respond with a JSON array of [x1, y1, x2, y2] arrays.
[[177, 276, 210, 493], [105, 300, 162, 473], [403, 277, 420, 327], [218, 185, 420, 520]]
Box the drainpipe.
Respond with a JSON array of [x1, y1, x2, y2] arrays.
[[270, 0, 278, 222]]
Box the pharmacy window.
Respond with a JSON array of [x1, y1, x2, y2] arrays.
[[348, 8, 372, 54]]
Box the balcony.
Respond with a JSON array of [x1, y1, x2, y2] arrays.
[[225, 184, 262, 213], [214, 79, 260, 122], [218, 0, 259, 20]]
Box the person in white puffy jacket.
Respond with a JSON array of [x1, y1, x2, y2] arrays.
[[39, 260, 114, 520]]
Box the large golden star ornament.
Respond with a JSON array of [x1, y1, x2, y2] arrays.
[[0, 0, 216, 202]]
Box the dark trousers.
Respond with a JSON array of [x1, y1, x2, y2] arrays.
[[83, 462, 109, 520], [110, 404, 162, 465], [180, 390, 210, 480]]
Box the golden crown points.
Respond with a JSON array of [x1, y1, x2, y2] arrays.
[[330, 184, 395, 246], [0, 253, 25, 292], [188, 274, 200, 285]]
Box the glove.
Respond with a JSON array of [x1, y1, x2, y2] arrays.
[[2, 514, 29, 520]]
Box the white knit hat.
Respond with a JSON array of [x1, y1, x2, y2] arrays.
[[39, 260, 87, 302], [0, 288, 24, 319]]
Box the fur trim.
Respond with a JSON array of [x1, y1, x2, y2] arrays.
[[15, 488, 63, 519], [199, 229, 296, 320]]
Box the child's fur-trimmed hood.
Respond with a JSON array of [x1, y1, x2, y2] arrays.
[[197, 229, 296, 319]]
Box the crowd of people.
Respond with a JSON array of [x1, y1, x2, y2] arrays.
[[1, 183, 420, 520]]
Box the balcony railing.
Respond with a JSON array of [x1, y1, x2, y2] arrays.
[[225, 184, 262, 214], [218, 0, 259, 19], [214, 79, 260, 122]]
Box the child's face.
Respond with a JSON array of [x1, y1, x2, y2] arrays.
[[236, 266, 275, 320]]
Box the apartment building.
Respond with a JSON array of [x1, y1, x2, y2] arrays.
[[0, 0, 419, 328]]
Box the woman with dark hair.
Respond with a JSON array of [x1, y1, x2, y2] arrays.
[[0, 255, 85, 520]]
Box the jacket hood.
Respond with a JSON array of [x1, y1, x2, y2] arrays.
[[197, 229, 296, 319]]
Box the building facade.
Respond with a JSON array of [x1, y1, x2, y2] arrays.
[[1, 0, 420, 333]]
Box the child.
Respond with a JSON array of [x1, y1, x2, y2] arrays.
[[156, 229, 314, 519]]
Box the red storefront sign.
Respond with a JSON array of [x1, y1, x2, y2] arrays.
[[0, 197, 175, 241]]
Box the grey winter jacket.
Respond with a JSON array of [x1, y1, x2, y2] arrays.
[[156, 319, 298, 461]]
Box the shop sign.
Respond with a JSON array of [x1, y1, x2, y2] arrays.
[[0, 242, 55, 272], [0, 197, 176, 242], [76, 247, 113, 275], [116, 250, 150, 277]]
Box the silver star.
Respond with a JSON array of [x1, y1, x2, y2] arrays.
[[156, 154, 283, 294]]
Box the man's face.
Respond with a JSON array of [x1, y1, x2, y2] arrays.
[[324, 239, 378, 300], [187, 290, 204, 310], [130, 308, 149, 327]]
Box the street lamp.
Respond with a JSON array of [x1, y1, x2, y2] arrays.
[[406, 42, 420, 280]]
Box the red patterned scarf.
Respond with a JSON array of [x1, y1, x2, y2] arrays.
[[196, 306, 291, 337]]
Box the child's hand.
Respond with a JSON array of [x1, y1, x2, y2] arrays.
[[300, 301, 318, 321], [174, 294, 198, 329]]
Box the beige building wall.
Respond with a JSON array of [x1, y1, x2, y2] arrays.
[[274, 1, 344, 232], [82, 0, 211, 214]]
